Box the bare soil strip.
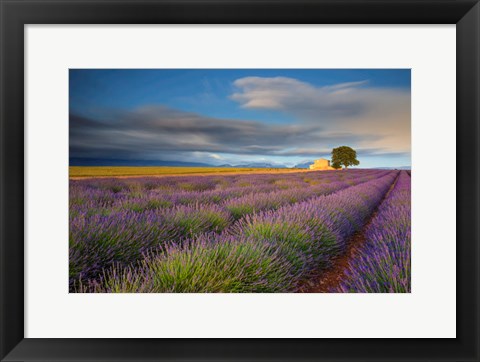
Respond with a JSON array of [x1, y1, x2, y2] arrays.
[[298, 172, 400, 293]]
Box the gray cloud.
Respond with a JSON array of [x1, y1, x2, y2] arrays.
[[70, 105, 392, 162]]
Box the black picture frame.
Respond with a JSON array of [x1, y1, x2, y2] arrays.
[[1, 1, 479, 361]]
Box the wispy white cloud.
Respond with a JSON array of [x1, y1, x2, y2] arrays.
[[231, 76, 410, 154], [209, 153, 224, 160]]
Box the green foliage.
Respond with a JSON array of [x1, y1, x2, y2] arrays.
[[241, 221, 319, 275], [331, 161, 342, 170], [331, 146, 360, 169], [90, 239, 294, 293], [226, 204, 255, 220]]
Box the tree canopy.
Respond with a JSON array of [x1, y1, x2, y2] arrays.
[[331, 146, 360, 169]]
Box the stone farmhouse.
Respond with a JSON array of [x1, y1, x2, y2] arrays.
[[309, 158, 335, 170]]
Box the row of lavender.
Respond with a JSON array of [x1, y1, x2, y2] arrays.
[[77, 171, 399, 292], [71, 169, 374, 195], [335, 171, 411, 293], [70, 169, 387, 217], [70, 170, 389, 287]]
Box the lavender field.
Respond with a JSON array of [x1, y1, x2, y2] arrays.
[[69, 169, 411, 293]]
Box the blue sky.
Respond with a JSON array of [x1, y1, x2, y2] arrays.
[[70, 69, 411, 168]]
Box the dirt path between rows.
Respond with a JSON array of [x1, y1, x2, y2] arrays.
[[298, 172, 400, 293]]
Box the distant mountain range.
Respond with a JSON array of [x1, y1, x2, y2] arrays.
[[70, 158, 410, 170], [293, 161, 313, 169], [218, 162, 288, 168]]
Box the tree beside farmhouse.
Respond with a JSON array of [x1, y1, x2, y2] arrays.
[[331, 146, 360, 169]]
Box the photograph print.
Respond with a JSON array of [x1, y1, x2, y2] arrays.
[[69, 69, 411, 293]]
